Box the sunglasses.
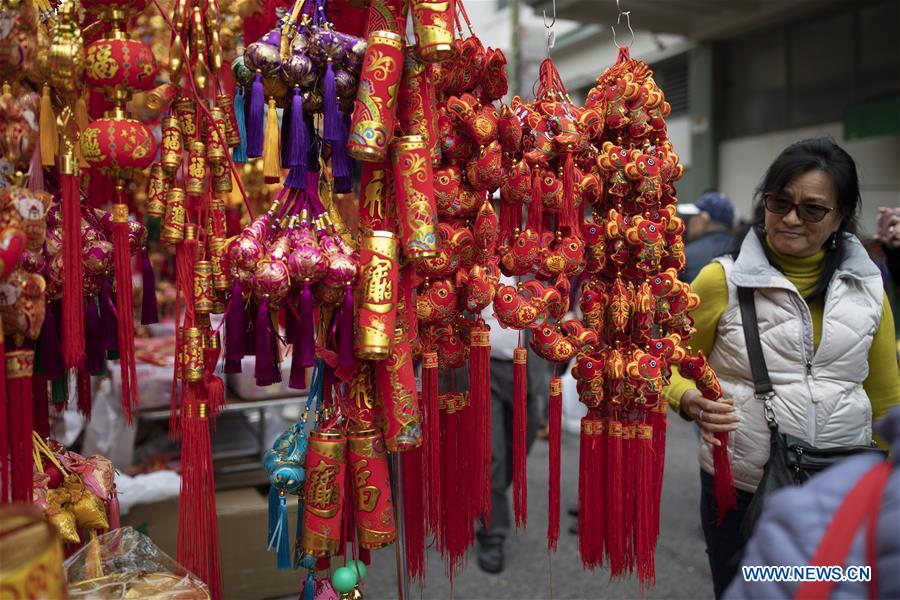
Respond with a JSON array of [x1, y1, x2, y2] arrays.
[[763, 193, 836, 223]]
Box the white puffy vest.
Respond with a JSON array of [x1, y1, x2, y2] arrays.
[[698, 232, 884, 492]]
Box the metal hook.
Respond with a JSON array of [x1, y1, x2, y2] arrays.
[[612, 1, 635, 49], [543, 0, 557, 30]]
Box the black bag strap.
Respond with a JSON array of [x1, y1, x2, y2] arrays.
[[737, 286, 774, 398]]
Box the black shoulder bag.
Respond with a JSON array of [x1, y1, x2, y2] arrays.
[[737, 286, 886, 537]]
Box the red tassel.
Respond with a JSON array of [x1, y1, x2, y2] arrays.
[[649, 401, 668, 546], [526, 170, 543, 234], [111, 204, 139, 422], [0, 337, 7, 503], [32, 373, 49, 438], [713, 432, 737, 524], [62, 168, 85, 368], [422, 351, 442, 536], [173, 237, 199, 432], [440, 406, 471, 577], [635, 424, 655, 589], [606, 419, 625, 577], [623, 425, 636, 573], [77, 368, 92, 418], [401, 447, 426, 582], [578, 417, 605, 569], [7, 351, 34, 502], [547, 376, 562, 553], [512, 347, 528, 528], [177, 385, 222, 600], [561, 152, 580, 240], [469, 324, 491, 522], [108, 487, 121, 530]]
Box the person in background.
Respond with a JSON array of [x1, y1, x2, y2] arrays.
[[682, 192, 737, 283], [725, 406, 900, 599], [475, 274, 549, 574], [664, 138, 900, 599], [877, 206, 900, 285]]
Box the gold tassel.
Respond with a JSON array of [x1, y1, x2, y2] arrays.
[[262, 98, 281, 184], [40, 84, 59, 167], [74, 96, 91, 168]]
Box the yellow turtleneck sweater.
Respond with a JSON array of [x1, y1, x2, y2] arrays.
[[665, 243, 900, 427]]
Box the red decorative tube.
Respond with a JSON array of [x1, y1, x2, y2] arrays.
[[365, 0, 408, 37], [391, 135, 438, 260], [186, 142, 208, 196], [215, 94, 242, 147], [355, 231, 399, 361], [159, 116, 183, 174], [348, 428, 397, 549], [146, 164, 169, 218], [174, 98, 199, 144], [348, 30, 405, 162], [398, 53, 432, 141], [205, 108, 228, 165], [375, 330, 423, 452], [300, 429, 347, 557], [359, 162, 389, 231], [410, 0, 455, 63]]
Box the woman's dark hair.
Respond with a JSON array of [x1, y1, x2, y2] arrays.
[[753, 137, 861, 234], [731, 138, 862, 301]]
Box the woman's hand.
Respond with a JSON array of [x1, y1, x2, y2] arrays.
[[680, 389, 740, 447]]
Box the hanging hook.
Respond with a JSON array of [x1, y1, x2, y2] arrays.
[[543, 0, 557, 56], [612, 0, 635, 49], [543, 0, 557, 29]]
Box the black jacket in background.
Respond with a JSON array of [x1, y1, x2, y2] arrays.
[[683, 230, 737, 283]]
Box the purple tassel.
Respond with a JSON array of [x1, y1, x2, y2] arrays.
[[307, 170, 322, 212], [254, 298, 282, 386], [225, 279, 245, 374], [289, 89, 309, 169], [288, 356, 307, 390], [307, 118, 320, 172], [298, 283, 316, 367], [280, 91, 292, 169], [338, 284, 354, 367], [247, 73, 265, 157], [141, 251, 159, 325], [99, 279, 118, 352], [323, 61, 341, 142], [40, 302, 63, 381], [285, 299, 298, 344], [332, 122, 352, 193], [244, 301, 257, 356], [84, 299, 105, 374], [284, 166, 306, 190]]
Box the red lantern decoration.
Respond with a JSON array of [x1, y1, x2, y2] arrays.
[[80, 117, 158, 172], [84, 39, 159, 92]]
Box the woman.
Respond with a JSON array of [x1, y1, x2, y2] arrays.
[[664, 138, 900, 599]]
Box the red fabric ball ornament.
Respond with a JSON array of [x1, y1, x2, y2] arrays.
[[81, 117, 158, 171], [85, 39, 158, 92]]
